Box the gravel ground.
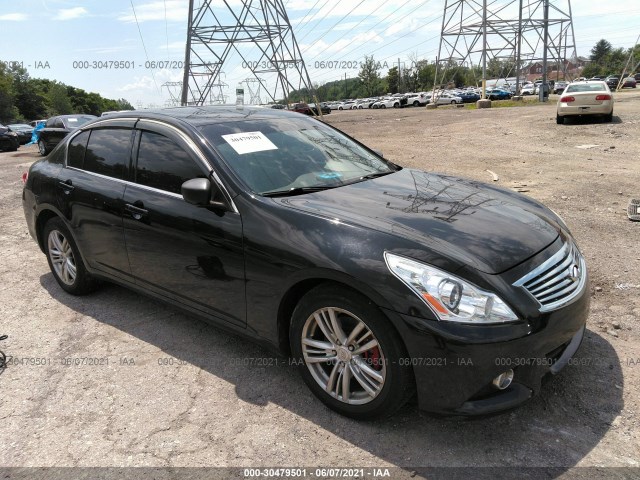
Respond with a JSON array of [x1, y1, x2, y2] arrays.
[[0, 92, 639, 479]]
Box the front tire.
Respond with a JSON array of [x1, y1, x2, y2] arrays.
[[290, 285, 414, 419], [43, 217, 98, 295]]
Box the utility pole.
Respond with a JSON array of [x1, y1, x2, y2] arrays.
[[181, 0, 195, 105], [481, 0, 487, 100], [539, 0, 549, 102]]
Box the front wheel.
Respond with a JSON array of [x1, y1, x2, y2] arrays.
[[43, 217, 98, 295], [450, 100, 457, 104], [290, 285, 414, 419]]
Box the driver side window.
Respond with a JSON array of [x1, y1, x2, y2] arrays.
[[135, 131, 205, 195]]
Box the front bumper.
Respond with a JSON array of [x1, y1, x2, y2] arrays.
[[385, 250, 590, 415]]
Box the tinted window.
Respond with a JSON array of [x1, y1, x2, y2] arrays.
[[67, 131, 90, 169], [135, 131, 204, 194], [83, 128, 132, 180]]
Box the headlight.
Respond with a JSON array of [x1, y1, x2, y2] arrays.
[[384, 252, 519, 324]]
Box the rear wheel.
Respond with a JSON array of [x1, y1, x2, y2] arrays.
[[380, 104, 386, 109], [43, 217, 98, 295], [450, 100, 457, 104], [290, 285, 414, 419], [413, 101, 420, 107], [556, 114, 564, 124], [604, 111, 613, 122], [38, 139, 48, 156]]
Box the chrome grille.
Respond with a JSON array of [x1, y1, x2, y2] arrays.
[[514, 242, 587, 312]]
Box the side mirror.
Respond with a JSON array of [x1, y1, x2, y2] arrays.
[[181, 178, 229, 210], [182, 178, 211, 206]]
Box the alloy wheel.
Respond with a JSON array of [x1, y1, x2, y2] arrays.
[[47, 229, 77, 285], [301, 307, 386, 405]]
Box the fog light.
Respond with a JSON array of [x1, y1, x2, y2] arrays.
[[492, 369, 514, 390]]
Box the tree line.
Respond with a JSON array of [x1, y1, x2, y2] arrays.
[[289, 39, 639, 102], [0, 63, 134, 124]]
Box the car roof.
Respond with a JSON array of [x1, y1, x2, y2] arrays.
[[86, 105, 304, 127]]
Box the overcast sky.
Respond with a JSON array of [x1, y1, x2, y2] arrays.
[[1, 0, 638, 107]]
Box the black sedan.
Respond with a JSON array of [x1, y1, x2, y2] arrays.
[[37, 114, 96, 156], [8, 124, 34, 144], [0, 124, 20, 151], [22, 106, 589, 419]]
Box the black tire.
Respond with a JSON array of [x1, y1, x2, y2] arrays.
[[393, 103, 399, 108], [604, 111, 613, 122], [381, 104, 386, 109], [38, 139, 48, 156], [290, 284, 414, 419], [413, 101, 419, 107], [450, 100, 457, 104], [556, 114, 564, 125], [43, 217, 98, 295]]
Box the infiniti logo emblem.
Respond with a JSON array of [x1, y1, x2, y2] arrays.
[[569, 264, 580, 282]]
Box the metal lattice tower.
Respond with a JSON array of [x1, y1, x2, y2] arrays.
[[436, 0, 577, 88], [244, 77, 265, 104], [181, 0, 314, 106]]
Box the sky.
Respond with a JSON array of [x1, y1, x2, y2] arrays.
[[1, 0, 638, 108]]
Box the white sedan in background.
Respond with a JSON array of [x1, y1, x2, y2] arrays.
[[426, 92, 463, 105], [372, 97, 402, 109], [556, 81, 614, 124]]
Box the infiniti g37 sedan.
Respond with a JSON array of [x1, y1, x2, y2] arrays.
[[23, 106, 589, 419]]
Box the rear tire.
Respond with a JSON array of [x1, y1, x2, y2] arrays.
[[43, 217, 98, 295], [290, 284, 414, 419], [38, 139, 48, 156], [556, 114, 564, 124], [381, 104, 386, 109], [604, 111, 613, 122]]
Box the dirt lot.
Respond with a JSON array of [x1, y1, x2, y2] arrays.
[[1, 93, 639, 479]]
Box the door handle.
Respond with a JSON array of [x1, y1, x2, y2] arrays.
[[125, 203, 148, 221], [58, 180, 74, 194]]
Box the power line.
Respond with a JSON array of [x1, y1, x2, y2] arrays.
[[130, 0, 161, 95]]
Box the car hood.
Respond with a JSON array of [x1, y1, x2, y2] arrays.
[[278, 169, 559, 274]]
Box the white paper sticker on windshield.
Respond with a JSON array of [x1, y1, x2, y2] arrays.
[[221, 131, 278, 155]]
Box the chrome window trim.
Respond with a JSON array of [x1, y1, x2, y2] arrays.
[[63, 119, 239, 214], [514, 242, 587, 313]]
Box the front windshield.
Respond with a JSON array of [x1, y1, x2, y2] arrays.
[[199, 117, 396, 195]]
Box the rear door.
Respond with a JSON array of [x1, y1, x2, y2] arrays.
[[122, 120, 246, 327], [57, 120, 135, 280]]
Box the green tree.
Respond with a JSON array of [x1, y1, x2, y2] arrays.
[[47, 82, 73, 115], [386, 66, 399, 93], [358, 55, 382, 97], [0, 64, 19, 122], [590, 39, 612, 64]]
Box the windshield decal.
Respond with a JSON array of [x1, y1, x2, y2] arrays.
[[221, 131, 278, 155]]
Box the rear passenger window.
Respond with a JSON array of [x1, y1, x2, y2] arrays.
[[135, 131, 204, 194], [84, 128, 132, 180], [67, 131, 90, 169]]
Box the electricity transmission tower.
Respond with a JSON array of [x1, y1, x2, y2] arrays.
[[180, 0, 314, 106], [435, 0, 577, 92], [162, 81, 184, 106], [244, 77, 265, 104]]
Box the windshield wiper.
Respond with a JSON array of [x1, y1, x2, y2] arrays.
[[359, 171, 395, 180], [261, 185, 338, 197]]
